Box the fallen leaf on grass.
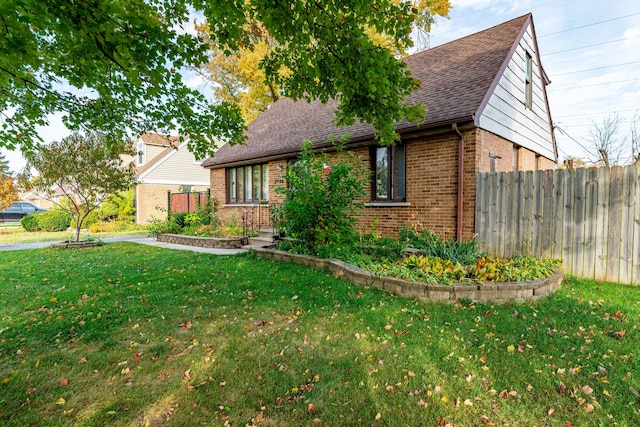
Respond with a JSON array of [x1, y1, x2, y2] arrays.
[[608, 329, 625, 339], [581, 385, 593, 395], [56, 397, 66, 405], [480, 415, 494, 425]]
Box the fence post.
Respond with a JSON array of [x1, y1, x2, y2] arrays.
[[167, 190, 172, 219]]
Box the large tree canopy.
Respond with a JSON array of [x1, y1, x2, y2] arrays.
[[197, 0, 450, 124], [1, 0, 429, 158]]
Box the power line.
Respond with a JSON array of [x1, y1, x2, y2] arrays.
[[547, 77, 640, 92], [554, 125, 593, 153], [557, 121, 638, 128], [554, 60, 640, 76], [539, 12, 640, 37], [555, 109, 640, 119], [543, 35, 640, 56]]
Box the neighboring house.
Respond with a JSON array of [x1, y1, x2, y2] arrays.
[[20, 185, 76, 210], [133, 133, 210, 224], [203, 14, 558, 240]]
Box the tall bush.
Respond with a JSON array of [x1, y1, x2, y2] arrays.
[[36, 210, 71, 232], [275, 140, 368, 249], [20, 213, 43, 231]]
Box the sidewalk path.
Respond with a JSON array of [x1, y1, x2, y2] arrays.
[[0, 235, 247, 255]]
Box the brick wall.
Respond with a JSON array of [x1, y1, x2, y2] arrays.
[[209, 126, 556, 240], [475, 129, 556, 172], [210, 160, 286, 225], [137, 184, 208, 224]]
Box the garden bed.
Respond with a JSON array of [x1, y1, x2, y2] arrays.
[[157, 233, 243, 249], [252, 247, 564, 304], [50, 240, 101, 249]]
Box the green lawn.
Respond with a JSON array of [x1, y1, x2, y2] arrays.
[[0, 243, 638, 426]]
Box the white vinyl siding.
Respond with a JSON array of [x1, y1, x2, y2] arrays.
[[477, 23, 555, 160], [140, 141, 210, 185]]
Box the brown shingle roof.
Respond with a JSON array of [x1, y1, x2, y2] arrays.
[[140, 133, 181, 147], [203, 14, 531, 168]]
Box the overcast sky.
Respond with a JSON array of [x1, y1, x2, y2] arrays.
[[3, 0, 639, 171]]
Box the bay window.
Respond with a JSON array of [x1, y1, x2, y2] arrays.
[[227, 164, 269, 203]]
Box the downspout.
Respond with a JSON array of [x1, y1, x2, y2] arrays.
[[452, 123, 464, 242]]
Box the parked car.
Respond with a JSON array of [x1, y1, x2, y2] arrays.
[[0, 202, 47, 222]]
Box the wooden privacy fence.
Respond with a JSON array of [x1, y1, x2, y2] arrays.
[[475, 165, 640, 285], [168, 191, 208, 216]]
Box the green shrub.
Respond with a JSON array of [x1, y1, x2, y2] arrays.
[[99, 190, 136, 222], [20, 213, 43, 231], [147, 218, 181, 236], [219, 215, 244, 237], [399, 224, 484, 265], [88, 220, 143, 233], [172, 212, 188, 228], [274, 139, 368, 249], [184, 213, 203, 227], [71, 210, 100, 229], [36, 210, 71, 232]]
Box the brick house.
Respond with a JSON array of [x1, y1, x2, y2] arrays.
[[203, 14, 557, 240], [131, 133, 210, 224]]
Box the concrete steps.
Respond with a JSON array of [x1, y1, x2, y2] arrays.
[[242, 228, 278, 249]]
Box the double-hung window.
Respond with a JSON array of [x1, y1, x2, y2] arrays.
[[227, 164, 269, 203], [371, 144, 406, 201]]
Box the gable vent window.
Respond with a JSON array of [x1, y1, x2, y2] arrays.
[[137, 141, 144, 165], [371, 144, 405, 201], [525, 52, 533, 108], [227, 164, 269, 203]]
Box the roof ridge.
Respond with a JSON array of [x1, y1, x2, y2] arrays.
[[401, 13, 531, 62]]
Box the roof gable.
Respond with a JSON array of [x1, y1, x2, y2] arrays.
[[205, 14, 534, 167]]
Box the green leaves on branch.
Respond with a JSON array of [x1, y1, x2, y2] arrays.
[[2, 0, 432, 159]]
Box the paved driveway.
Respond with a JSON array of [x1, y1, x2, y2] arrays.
[[0, 235, 247, 255]]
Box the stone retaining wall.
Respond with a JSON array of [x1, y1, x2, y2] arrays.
[[157, 233, 243, 249], [252, 247, 564, 304]]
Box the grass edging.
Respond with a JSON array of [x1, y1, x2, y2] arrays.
[[156, 233, 243, 249], [252, 247, 564, 303]]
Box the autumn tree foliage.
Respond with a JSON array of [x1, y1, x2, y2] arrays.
[[19, 132, 137, 242], [0, 174, 18, 212], [197, 0, 450, 124], [2, 0, 438, 159]]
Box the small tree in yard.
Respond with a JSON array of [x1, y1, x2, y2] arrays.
[[275, 140, 368, 249], [20, 132, 137, 242]]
